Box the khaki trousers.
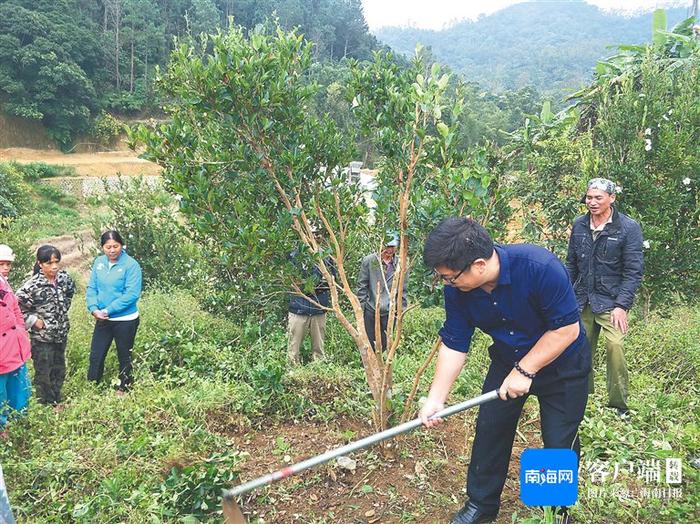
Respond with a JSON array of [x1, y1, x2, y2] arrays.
[[581, 305, 629, 410], [287, 312, 326, 365]]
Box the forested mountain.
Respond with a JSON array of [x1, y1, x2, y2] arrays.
[[0, 0, 377, 144], [374, 2, 690, 95]]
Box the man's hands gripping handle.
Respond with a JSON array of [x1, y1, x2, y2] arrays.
[[419, 390, 500, 428]]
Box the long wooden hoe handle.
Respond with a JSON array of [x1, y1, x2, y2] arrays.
[[222, 389, 500, 523]]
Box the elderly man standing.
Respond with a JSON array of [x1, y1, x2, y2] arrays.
[[566, 178, 643, 417], [357, 237, 408, 351]]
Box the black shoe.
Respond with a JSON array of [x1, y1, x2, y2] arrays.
[[616, 408, 630, 419], [450, 501, 498, 524], [554, 506, 570, 524]]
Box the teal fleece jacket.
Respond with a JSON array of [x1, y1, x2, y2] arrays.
[[86, 251, 142, 318]]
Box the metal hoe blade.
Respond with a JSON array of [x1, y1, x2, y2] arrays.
[[222, 496, 247, 524], [222, 389, 499, 523]]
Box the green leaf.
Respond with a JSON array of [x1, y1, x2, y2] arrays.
[[436, 122, 449, 138], [652, 9, 667, 46], [539, 101, 554, 125]]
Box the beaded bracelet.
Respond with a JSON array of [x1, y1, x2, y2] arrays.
[[514, 361, 536, 379]]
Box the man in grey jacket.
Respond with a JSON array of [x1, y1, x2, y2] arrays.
[[566, 178, 643, 416], [357, 237, 408, 351]]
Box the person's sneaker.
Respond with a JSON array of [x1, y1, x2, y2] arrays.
[[450, 501, 497, 524]]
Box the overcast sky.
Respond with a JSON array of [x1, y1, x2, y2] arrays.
[[361, 0, 691, 30]]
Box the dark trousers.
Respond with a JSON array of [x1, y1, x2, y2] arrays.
[[87, 318, 140, 390], [467, 342, 591, 513], [31, 341, 67, 405], [363, 308, 389, 351]]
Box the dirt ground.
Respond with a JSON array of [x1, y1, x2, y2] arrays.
[[0, 147, 161, 177], [210, 404, 544, 524]]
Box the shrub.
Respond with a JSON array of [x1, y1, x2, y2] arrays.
[[157, 452, 241, 519], [0, 217, 34, 286], [91, 111, 126, 146], [0, 162, 32, 217], [93, 176, 212, 294], [12, 161, 76, 181]]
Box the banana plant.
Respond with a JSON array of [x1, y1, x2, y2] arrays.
[[567, 10, 698, 114]]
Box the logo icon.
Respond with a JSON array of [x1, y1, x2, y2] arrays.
[[520, 448, 578, 506]]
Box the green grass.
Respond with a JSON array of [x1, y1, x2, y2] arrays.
[[20, 184, 93, 240], [1, 289, 698, 522], [12, 161, 77, 181]]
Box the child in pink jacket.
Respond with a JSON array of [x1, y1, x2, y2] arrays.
[[0, 244, 32, 435]]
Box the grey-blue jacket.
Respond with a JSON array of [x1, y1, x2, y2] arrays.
[[565, 208, 643, 313]]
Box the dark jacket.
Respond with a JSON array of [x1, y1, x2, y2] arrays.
[[288, 254, 336, 316], [16, 270, 76, 344], [356, 253, 408, 315], [566, 208, 643, 313]]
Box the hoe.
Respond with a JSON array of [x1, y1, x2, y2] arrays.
[[222, 389, 499, 523]]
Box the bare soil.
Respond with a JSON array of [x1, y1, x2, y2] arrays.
[[0, 147, 161, 177], [210, 404, 544, 524]]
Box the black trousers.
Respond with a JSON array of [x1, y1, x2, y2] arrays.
[[32, 341, 67, 405], [87, 318, 140, 390], [363, 308, 389, 351], [466, 342, 591, 513]]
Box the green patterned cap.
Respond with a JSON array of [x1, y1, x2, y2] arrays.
[[587, 178, 617, 194]]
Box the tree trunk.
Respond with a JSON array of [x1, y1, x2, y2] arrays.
[[114, 2, 121, 91], [355, 337, 392, 428], [130, 39, 134, 93]]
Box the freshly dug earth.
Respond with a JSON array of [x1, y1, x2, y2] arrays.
[[209, 406, 543, 523]]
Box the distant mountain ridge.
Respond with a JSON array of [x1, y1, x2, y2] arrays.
[[373, 2, 690, 96]]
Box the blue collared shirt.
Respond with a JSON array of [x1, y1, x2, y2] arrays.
[[438, 244, 585, 365]]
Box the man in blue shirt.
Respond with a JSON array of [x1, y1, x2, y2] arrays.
[[420, 218, 591, 524]]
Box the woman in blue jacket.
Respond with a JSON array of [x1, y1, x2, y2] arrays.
[[86, 231, 142, 392]]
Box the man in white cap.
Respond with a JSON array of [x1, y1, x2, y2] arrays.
[[357, 235, 408, 351], [566, 178, 644, 417]]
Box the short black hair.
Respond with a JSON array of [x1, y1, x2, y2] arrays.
[[423, 217, 494, 271], [33, 244, 62, 275], [100, 230, 124, 246]]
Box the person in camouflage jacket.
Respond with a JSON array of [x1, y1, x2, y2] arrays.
[[16, 246, 75, 406]]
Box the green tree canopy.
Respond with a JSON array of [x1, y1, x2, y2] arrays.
[[0, 0, 101, 144]]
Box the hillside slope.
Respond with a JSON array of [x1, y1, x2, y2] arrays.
[[374, 3, 689, 95]]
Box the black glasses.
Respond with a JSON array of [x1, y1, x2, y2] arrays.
[[437, 260, 471, 286]]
